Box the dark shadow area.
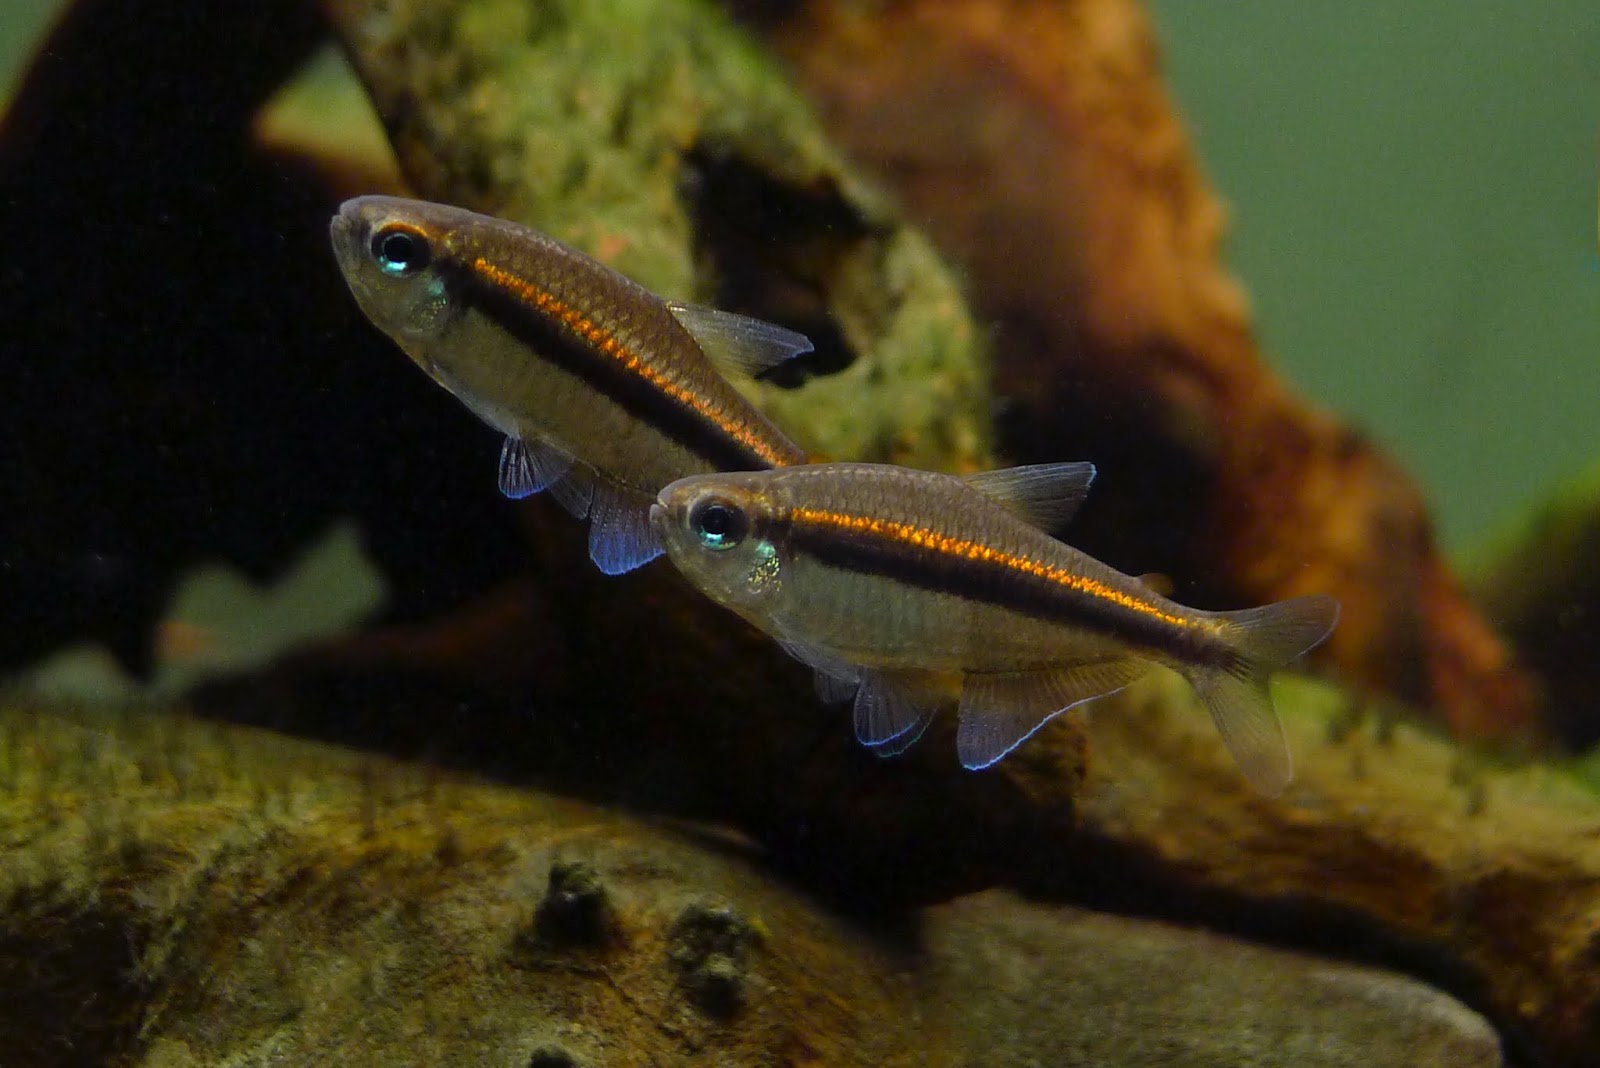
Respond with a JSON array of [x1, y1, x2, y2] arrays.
[[681, 144, 866, 388], [0, 897, 149, 1068], [0, 0, 525, 678]]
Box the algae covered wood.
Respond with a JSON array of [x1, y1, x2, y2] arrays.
[[2, 0, 1593, 1062], [1069, 675, 1600, 1065], [0, 703, 931, 1066], [0, 702, 1506, 1066], [319, 0, 994, 477]]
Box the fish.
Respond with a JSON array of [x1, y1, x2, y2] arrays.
[[649, 461, 1339, 794], [328, 195, 811, 574]]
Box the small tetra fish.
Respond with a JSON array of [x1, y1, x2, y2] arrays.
[[329, 195, 810, 574], [650, 461, 1339, 794]]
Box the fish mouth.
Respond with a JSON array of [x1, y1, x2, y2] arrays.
[[327, 209, 363, 277], [648, 501, 668, 529]]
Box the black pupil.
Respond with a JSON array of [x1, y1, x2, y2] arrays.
[[375, 229, 424, 271], [699, 505, 732, 537], [382, 231, 416, 265]]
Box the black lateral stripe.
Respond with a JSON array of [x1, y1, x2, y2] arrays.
[[457, 265, 771, 472], [791, 522, 1230, 666]]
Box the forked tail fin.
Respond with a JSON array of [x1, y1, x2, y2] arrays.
[[1186, 594, 1340, 796]]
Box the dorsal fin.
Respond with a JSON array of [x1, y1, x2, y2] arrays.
[[962, 461, 1096, 531], [667, 300, 813, 377]]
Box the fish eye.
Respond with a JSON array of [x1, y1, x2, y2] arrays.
[[370, 225, 430, 277], [689, 497, 747, 551]]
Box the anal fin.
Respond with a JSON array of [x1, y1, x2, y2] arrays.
[[957, 658, 1149, 770]]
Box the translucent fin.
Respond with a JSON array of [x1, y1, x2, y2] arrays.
[[813, 671, 859, 703], [1188, 669, 1294, 796], [1188, 593, 1340, 796], [667, 301, 814, 377], [497, 436, 575, 500], [547, 465, 595, 520], [957, 659, 1149, 770], [775, 635, 860, 703], [962, 462, 1097, 532], [852, 671, 933, 749], [1214, 594, 1341, 671], [586, 484, 663, 574], [870, 706, 935, 759]]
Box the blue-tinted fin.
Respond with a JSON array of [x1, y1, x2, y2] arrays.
[[962, 461, 1097, 532], [956, 658, 1148, 770], [1186, 593, 1339, 795], [498, 435, 575, 500], [667, 300, 814, 377], [871, 706, 935, 759], [586, 483, 664, 575], [852, 670, 933, 750], [775, 635, 859, 703]]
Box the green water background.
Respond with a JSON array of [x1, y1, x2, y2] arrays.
[[4, 0, 1597, 553]]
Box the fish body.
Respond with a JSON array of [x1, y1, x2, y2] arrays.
[[650, 462, 1338, 793], [329, 195, 810, 573]]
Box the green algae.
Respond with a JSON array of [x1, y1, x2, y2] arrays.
[[332, 0, 992, 472], [0, 698, 932, 1066], [0, 696, 1513, 1066]]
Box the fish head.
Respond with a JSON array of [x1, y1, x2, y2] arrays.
[[651, 472, 787, 613], [329, 196, 467, 346]]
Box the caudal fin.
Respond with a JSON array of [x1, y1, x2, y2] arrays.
[[1187, 594, 1340, 796]]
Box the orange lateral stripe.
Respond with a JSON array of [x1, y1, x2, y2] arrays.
[[469, 257, 790, 467], [791, 507, 1193, 629]]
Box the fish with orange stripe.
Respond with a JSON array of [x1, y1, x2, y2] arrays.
[[329, 196, 810, 573], [650, 462, 1338, 793]]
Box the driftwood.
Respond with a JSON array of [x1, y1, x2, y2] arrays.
[[1, 0, 1593, 1063], [0, 703, 1501, 1066], [741, 0, 1534, 740]]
